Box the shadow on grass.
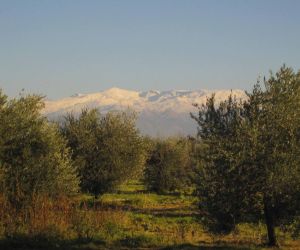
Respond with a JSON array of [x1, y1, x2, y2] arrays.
[[0, 237, 107, 250], [115, 189, 148, 195], [97, 202, 199, 217], [162, 243, 257, 250], [0, 238, 267, 250]]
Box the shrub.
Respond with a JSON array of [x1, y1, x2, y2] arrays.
[[61, 109, 148, 197], [144, 138, 193, 194], [192, 66, 300, 246], [0, 90, 79, 207]]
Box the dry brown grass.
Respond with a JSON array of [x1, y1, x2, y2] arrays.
[[0, 194, 129, 243], [0, 190, 298, 249]]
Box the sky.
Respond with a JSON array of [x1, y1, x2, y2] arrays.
[[1, 0, 300, 99]]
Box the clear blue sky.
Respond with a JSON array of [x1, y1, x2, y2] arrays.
[[1, 0, 300, 99]]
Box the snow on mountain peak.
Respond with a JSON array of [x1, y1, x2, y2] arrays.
[[71, 93, 85, 97], [102, 87, 138, 97], [43, 88, 247, 136]]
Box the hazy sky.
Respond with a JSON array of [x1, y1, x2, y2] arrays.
[[1, 0, 300, 99]]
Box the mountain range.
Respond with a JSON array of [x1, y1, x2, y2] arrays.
[[43, 88, 247, 137]]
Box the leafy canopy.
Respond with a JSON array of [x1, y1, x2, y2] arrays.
[[192, 66, 300, 246], [144, 137, 194, 194], [0, 90, 79, 206], [61, 109, 147, 197]]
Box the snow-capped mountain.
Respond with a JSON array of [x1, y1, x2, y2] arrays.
[[43, 87, 247, 137]]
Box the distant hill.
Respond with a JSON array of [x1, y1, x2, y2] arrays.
[[43, 87, 247, 137]]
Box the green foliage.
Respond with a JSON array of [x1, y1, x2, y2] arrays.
[[192, 94, 251, 233], [120, 234, 159, 248], [0, 91, 79, 206], [192, 66, 300, 246], [144, 138, 194, 194], [0, 181, 298, 249], [71, 210, 101, 241], [61, 109, 147, 197]]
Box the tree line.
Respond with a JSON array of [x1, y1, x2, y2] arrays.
[[0, 66, 299, 246]]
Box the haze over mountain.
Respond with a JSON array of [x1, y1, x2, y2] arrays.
[[43, 88, 247, 137]]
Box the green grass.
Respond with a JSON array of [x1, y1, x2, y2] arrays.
[[72, 181, 299, 249], [1, 181, 299, 249]]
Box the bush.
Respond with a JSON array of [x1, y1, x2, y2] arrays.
[[61, 109, 148, 197], [144, 138, 193, 194], [192, 66, 300, 246], [0, 90, 79, 207]]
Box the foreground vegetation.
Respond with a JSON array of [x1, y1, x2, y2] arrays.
[[0, 66, 299, 249], [191, 67, 300, 246], [0, 181, 299, 249]]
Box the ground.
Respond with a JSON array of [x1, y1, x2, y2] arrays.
[[1, 181, 299, 249], [75, 181, 299, 249]]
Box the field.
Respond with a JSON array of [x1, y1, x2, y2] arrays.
[[0, 181, 299, 250]]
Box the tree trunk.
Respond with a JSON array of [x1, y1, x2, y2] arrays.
[[263, 201, 278, 247]]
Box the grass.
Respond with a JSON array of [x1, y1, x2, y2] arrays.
[[0, 181, 299, 249]]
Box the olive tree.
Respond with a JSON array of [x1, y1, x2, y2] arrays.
[[0, 91, 79, 207], [192, 66, 300, 246], [61, 109, 147, 197], [144, 137, 193, 194]]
